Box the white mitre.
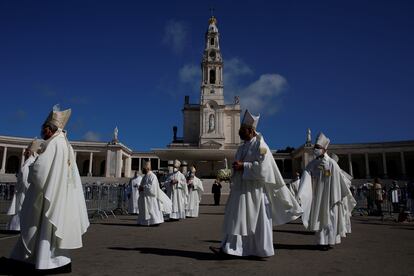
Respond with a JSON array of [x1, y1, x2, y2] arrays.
[[330, 153, 339, 163], [44, 104, 71, 129], [190, 166, 196, 173], [174, 159, 181, 168], [241, 109, 260, 129], [28, 139, 43, 153], [315, 132, 330, 149]]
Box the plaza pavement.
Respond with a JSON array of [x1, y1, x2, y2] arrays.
[[1, 200, 413, 275]]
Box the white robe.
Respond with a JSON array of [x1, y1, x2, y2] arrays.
[[10, 130, 90, 269], [185, 176, 204, 217], [221, 134, 303, 257], [339, 168, 356, 234], [127, 175, 142, 214], [165, 171, 188, 219], [6, 155, 36, 231], [137, 171, 171, 225], [288, 177, 300, 198], [297, 153, 356, 245]]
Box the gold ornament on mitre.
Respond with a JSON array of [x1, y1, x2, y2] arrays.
[[44, 104, 71, 129]]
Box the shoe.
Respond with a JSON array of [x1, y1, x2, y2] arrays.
[[209, 246, 230, 259]]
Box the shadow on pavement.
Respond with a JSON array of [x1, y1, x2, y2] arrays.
[[274, 244, 319, 251], [108, 247, 218, 260], [199, 212, 225, 215], [273, 229, 314, 236], [201, 240, 221, 243], [98, 223, 139, 227], [0, 230, 20, 235], [0, 257, 36, 275], [108, 247, 267, 261]]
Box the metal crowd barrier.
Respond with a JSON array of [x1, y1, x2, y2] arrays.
[[352, 186, 413, 222], [1, 182, 129, 221]]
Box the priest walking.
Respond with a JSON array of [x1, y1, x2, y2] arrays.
[[165, 160, 188, 220], [297, 133, 355, 250], [185, 165, 204, 218], [10, 106, 90, 273], [137, 161, 171, 226], [6, 139, 43, 231], [127, 171, 142, 214], [210, 110, 303, 258]]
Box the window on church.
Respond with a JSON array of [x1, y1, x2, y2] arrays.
[[210, 69, 216, 84], [210, 38, 214, 46]]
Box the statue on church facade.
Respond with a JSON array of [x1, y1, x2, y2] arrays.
[[209, 114, 215, 132], [113, 126, 119, 143], [306, 128, 312, 146]]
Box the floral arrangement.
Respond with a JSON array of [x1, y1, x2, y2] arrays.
[[217, 168, 232, 181]]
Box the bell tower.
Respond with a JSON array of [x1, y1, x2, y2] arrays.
[[199, 16, 226, 148], [200, 16, 224, 106]]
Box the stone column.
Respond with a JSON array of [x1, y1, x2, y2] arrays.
[[365, 153, 370, 179], [105, 150, 111, 177], [400, 152, 406, 177], [138, 158, 142, 173], [1, 146, 7, 174], [125, 156, 131, 178], [347, 153, 353, 176], [158, 158, 161, 171], [116, 150, 122, 178], [21, 148, 25, 167], [88, 152, 93, 176], [382, 152, 388, 178]]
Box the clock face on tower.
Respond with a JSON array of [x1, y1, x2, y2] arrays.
[[209, 50, 216, 59]]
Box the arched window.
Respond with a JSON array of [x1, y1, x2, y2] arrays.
[[210, 37, 214, 46], [209, 69, 216, 84]]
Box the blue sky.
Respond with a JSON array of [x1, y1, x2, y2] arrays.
[[0, 0, 413, 151]]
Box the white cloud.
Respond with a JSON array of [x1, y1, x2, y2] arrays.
[[178, 57, 287, 115], [83, 131, 101, 141], [237, 74, 288, 115], [163, 20, 188, 54]]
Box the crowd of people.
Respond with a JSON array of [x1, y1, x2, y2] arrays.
[[125, 159, 205, 226]]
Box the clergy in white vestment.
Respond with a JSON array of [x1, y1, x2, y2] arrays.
[[297, 133, 355, 251], [210, 110, 303, 258], [127, 171, 142, 214], [137, 161, 172, 225], [287, 172, 300, 198], [165, 160, 188, 220], [330, 153, 357, 234], [6, 139, 43, 231], [185, 165, 204, 218], [10, 105, 90, 272]]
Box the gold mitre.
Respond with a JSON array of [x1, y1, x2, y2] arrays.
[[44, 105, 71, 129]]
